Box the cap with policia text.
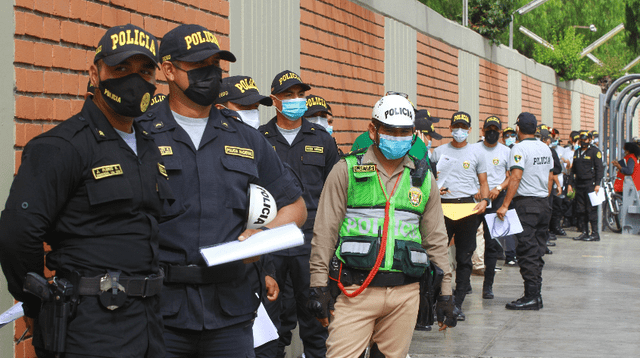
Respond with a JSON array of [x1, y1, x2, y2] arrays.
[[271, 70, 311, 94], [94, 24, 159, 66], [216, 75, 272, 106], [483, 115, 502, 129], [580, 130, 592, 139], [304, 95, 331, 117], [416, 117, 442, 140], [451, 111, 471, 126], [516, 112, 537, 132], [160, 24, 236, 63]]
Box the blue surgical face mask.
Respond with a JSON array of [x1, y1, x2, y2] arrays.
[[426, 140, 432, 151], [505, 137, 516, 147], [378, 133, 412, 160], [574, 143, 580, 150], [278, 98, 307, 121], [551, 140, 558, 147], [452, 128, 469, 143], [326, 125, 333, 135]]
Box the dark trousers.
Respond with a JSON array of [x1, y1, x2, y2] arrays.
[[164, 321, 255, 358], [482, 192, 507, 288], [272, 254, 328, 358], [513, 197, 551, 287], [443, 197, 481, 307], [575, 183, 597, 227]]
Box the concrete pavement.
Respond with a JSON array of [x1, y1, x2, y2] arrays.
[[409, 228, 640, 358]]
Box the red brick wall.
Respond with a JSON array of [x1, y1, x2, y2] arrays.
[[478, 59, 508, 128], [300, 0, 385, 153], [581, 94, 596, 131], [552, 87, 572, 138], [12, 1, 230, 356], [521, 75, 542, 120], [416, 33, 458, 146]]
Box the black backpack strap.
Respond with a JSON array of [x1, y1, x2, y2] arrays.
[[410, 155, 431, 187]]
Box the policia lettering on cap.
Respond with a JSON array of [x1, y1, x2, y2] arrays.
[[308, 94, 456, 358], [0, 24, 174, 357], [136, 24, 307, 358]]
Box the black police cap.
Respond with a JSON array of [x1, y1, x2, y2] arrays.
[[94, 24, 159, 66], [304, 95, 331, 117], [160, 24, 236, 63], [216, 75, 272, 106], [271, 70, 311, 94]]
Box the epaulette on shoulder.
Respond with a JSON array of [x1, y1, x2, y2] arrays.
[[340, 146, 367, 159], [39, 113, 89, 141]]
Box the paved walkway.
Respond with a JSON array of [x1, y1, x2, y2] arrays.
[[409, 228, 640, 358]]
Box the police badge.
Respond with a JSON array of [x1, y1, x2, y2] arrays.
[[408, 187, 422, 207]]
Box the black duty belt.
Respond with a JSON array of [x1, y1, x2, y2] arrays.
[[160, 263, 242, 285], [344, 269, 419, 287], [441, 196, 475, 204], [75, 272, 164, 297]]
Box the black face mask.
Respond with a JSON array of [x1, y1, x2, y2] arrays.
[[99, 73, 156, 118], [178, 64, 222, 106], [580, 139, 590, 147], [485, 130, 500, 144]]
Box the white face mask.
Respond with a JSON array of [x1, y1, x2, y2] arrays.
[[452, 128, 469, 143], [306, 116, 333, 134], [237, 109, 260, 129]]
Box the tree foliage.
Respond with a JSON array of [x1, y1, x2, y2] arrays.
[[419, 0, 640, 88]]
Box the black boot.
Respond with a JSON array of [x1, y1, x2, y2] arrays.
[[552, 218, 566, 236], [546, 239, 556, 247], [584, 221, 600, 241], [548, 231, 557, 241], [506, 282, 541, 310], [453, 289, 467, 321], [483, 257, 496, 299], [574, 216, 590, 240]]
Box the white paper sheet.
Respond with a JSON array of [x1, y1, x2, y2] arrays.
[[485, 209, 523, 239], [588, 190, 605, 206], [200, 223, 304, 267], [253, 297, 279, 348], [0, 302, 23, 329], [435, 155, 459, 189]]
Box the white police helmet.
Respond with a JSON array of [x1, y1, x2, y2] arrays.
[[372, 94, 415, 128], [246, 184, 277, 229]]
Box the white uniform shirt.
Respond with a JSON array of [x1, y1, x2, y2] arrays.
[[473, 142, 510, 188], [509, 138, 553, 198], [432, 142, 487, 199]]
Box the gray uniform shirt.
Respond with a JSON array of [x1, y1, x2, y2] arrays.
[[432, 142, 487, 199], [473, 142, 510, 188], [509, 138, 553, 197]]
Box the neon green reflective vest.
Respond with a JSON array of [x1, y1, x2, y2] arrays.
[[335, 150, 431, 277]]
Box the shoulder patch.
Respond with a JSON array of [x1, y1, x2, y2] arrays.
[[225, 146, 254, 159], [514, 155, 522, 163], [92, 164, 123, 180], [597, 151, 602, 159]]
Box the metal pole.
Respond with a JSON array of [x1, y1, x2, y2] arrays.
[[463, 0, 468, 27], [598, 94, 605, 237], [509, 14, 514, 48]]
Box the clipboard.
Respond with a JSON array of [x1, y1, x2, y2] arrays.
[[442, 203, 478, 220]]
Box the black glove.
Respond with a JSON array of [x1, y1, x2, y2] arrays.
[[436, 295, 457, 328], [307, 286, 333, 319]]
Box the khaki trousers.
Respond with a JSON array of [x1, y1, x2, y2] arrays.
[[326, 282, 420, 358]]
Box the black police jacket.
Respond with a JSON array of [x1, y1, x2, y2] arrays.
[[570, 144, 604, 186], [137, 100, 303, 330], [259, 117, 340, 255], [0, 99, 173, 318]]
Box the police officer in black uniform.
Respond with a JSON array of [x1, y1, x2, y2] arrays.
[[259, 71, 339, 358], [0, 24, 172, 357], [568, 130, 604, 242], [136, 24, 307, 358]]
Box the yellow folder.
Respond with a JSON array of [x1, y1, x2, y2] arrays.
[[442, 203, 478, 220]]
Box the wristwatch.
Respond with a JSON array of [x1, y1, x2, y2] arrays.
[[496, 185, 503, 191]]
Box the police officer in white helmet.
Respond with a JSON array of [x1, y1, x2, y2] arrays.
[[308, 94, 456, 358]]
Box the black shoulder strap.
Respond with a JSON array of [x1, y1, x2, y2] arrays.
[[340, 146, 368, 160]]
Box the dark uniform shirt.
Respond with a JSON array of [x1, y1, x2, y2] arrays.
[[570, 144, 604, 186], [137, 100, 303, 330], [259, 117, 339, 255], [0, 98, 171, 316]]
